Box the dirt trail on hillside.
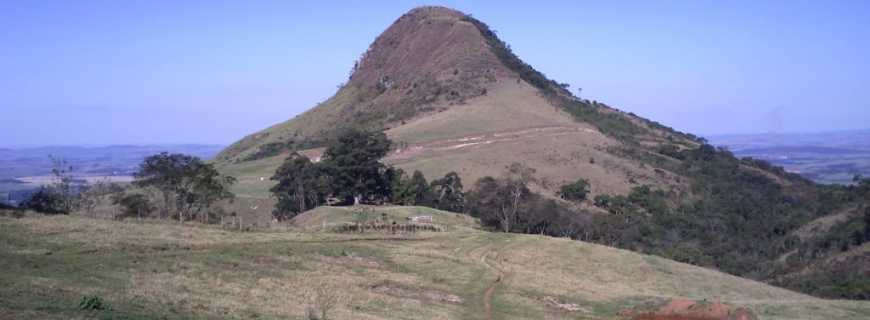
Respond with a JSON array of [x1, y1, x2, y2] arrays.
[[386, 126, 599, 162], [481, 250, 502, 320], [467, 241, 509, 320]]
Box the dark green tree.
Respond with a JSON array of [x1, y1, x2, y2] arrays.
[[390, 169, 433, 206], [559, 178, 590, 202], [271, 152, 331, 220], [320, 128, 392, 204], [431, 171, 464, 212], [134, 152, 235, 222], [409, 170, 433, 206], [389, 168, 411, 204]]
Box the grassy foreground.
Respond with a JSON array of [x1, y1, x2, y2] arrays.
[[2, 208, 869, 319]]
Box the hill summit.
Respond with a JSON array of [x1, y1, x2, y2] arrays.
[[217, 6, 698, 198], [218, 6, 511, 160]]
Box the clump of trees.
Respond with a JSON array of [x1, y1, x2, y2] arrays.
[[270, 128, 394, 220], [466, 163, 587, 237], [133, 152, 236, 223], [320, 129, 394, 205], [430, 171, 465, 212], [270, 129, 465, 221], [21, 153, 235, 224], [270, 152, 332, 220], [392, 169, 434, 206]]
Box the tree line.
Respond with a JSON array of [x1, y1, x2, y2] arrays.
[[269, 128, 592, 239], [270, 128, 465, 220]]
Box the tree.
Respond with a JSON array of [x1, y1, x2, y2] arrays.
[[559, 178, 589, 202], [467, 163, 536, 232], [431, 171, 464, 212], [135, 153, 196, 218], [134, 152, 235, 222], [390, 168, 412, 205], [320, 128, 392, 205], [271, 152, 330, 220], [864, 206, 870, 241], [409, 170, 433, 206], [500, 163, 536, 232], [49, 156, 78, 213], [22, 156, 79, 214], [389, 169, 433, 206], [179, 163, 236, 223]]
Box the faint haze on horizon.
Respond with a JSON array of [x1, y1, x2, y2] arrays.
[[1, 0, 868, 147]]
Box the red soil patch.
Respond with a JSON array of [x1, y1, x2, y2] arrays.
[[629, 298, 757, 320]]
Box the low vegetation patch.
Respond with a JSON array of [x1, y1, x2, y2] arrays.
[[77, 295, 112, 311]]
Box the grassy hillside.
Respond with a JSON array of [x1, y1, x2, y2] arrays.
[[3, 212, 870, 319], [215, 81, 685, 201]]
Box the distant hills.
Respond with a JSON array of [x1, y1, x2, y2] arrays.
[[710, 129, 870, 184], [0, 144, 224, 179], [0, 144, 224, 206]]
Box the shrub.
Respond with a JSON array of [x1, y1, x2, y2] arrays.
[[78, 295, 111, 311], [593, 195, 611, 208], [22, 187, 67, 214], [113, 194, 155, 220], [305, 282, 344, 320], [559, 179, 590, 202]]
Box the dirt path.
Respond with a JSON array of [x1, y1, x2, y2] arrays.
[[481, 250, 501, 320], [386, 125, 598, 163], [294, 125, 598, 165], [472, 241, 508, 320]]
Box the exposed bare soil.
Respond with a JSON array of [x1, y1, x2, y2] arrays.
[[629, 298, 757, 320]]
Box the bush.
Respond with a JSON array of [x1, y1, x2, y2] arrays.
[[559, 179, 590, 202], [21, 187, 67, 214], [113, 194, 154, 220], [78, 295, 111, 311], [305, 282, 344, 320], [593, 194, 611, 208]]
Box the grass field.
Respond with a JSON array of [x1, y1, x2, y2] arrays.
[[3, 208, 869, 319]]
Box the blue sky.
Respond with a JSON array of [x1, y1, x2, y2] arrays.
[[1, 0, 868, 147]]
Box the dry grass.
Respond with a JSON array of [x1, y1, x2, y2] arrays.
[[3, 213, 870, 319]]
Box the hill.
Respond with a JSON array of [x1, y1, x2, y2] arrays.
[[215, 6, 699, 201], [214, 6, 869, 299], [3, 213, 870, 319]]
